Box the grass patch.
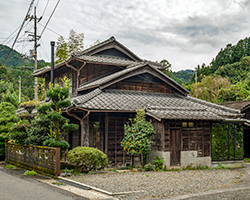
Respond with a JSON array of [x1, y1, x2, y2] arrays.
[[24, 170, 37, 176], [244, 158, 250, 163], [6, 164, 15, 169]]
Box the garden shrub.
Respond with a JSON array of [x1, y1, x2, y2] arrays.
[[0, 135, 6, 161], [68, 147, 108, 173], [121, 109, 155, 166], [153, 156, 164, 171], [144, 163, 154, 171]]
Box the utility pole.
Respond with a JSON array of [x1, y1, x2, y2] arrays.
[[34, 7, 38, 102], [27, 7, 41, 102], [18, 76, 21, 103], [195, 67, 198, 84]]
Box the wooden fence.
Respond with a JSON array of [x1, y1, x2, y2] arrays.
[[5, 142, 60, 176]]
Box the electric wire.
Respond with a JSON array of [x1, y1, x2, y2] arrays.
[[39, 0, 60, 37], [3, 0, 35, 66], [41, 0, 50, 17], [38, 22, 65, 38], [1, 26, 21, 44]]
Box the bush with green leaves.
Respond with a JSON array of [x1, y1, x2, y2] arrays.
[[43, 139, 70, 154], [0, 102, 19, 137], [153, 156, 164, 171], [121, 109, 155, 166], [144, 163, 155, 171], [37, 77, 78, 141], [68, 147, 108, 173], [0, 135, 6, 161]]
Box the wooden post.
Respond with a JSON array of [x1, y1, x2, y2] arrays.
[[105, 114, 109, 156], [5, 140, 7, 161], [162, 121, 165, 151], [55, 148, 60, 177], [115, 118, 117, 167], [80, 121, 84, 146]]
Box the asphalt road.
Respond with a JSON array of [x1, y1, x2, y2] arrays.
[[0, 169, 88, 200]]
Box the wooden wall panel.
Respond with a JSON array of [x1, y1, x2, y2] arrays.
[[107, 80, 173, 94], [79, 64, 121, 85]]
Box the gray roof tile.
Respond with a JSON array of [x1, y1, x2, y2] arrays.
[[72, 89, 241, 120]]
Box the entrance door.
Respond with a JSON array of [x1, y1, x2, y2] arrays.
[[170, 129, 181, 166]]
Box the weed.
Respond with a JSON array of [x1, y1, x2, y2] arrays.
[[52, 182, 65, 186], [146, 174, 150, 177], [215, 162, 228, 170], [24, 170, 37, 176], [62, 168, 74, 173], [244, 158, 250, 163], [108, 169, 117, 172], [6, 164, 15, 169]]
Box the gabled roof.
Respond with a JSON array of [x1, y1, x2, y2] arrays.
[[219, 100, 250, 112], [71, 89, 242, 121], [33, 36, 166, 77], [77, 61, 190, 95], [72, 36, 142, 62]]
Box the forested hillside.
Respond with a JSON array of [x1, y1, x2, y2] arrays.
[[0, 44, 49, 102], [186, 37, 250, 103]]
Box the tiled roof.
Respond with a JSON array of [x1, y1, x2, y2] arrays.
[[72, 89, 241, 120], [72, 36, 142, 62], [219, 100, 250, 112]]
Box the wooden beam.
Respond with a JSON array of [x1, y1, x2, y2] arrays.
[[65, 60, 78, 72], [77, 62, 86, 89], [66, 107, 90, 147]]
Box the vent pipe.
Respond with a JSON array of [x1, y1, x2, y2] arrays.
[[50, 41, 55, 86]]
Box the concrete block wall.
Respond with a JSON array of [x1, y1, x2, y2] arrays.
[[149, 150, 171, 168], [181, 151, 211, 168], [149, 150, 211, 168]]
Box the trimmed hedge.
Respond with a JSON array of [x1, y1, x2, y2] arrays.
[[68, 147, 108, 173]]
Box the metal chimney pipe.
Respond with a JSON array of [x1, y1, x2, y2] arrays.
[[51, 41, 55, 86]]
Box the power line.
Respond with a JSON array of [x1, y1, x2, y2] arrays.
[[41, 0, 50, 17], [1, 26, 21, 44], [3, 0, 36, 66], [38, 22, 65, 38], [39, 0, 60, 37]]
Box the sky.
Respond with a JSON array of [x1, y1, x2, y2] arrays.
[[1, 0, 250, 72]]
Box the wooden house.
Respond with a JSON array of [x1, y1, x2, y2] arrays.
[[33, 36, 242, 168], [219, 100, 250, 158]]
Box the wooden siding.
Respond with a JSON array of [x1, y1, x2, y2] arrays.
[[79, 64, 122, 85], [107, 80, 173, 93], [106, 117, 133, 167], [151, 120, 212, 157]]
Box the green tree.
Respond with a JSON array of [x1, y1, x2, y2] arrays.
[[37, 77, 78, 141], [217, 83, 249, 103], [0, 102, 19, 137], [55, 30, 84, 63], [161, 59, 172, 77], [1, 92, 20, 109], [190, 76, 231, 103], [121, 109, 155, 166]]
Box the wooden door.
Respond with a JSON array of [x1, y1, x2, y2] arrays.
[[170, 129, 181, 166]]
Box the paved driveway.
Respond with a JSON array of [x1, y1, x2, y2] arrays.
[[0, 169, 88, 200]]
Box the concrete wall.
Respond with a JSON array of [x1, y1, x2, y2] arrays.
[[149, 150, 171, 168], [149, 150, 211, 168], [181, 151, 211, 168], [211, 160, 243, 169]]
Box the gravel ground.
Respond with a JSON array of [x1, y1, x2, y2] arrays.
[[69, 169, 243, 199]]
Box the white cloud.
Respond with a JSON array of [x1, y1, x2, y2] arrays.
[[1, 0, 250, 71]]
